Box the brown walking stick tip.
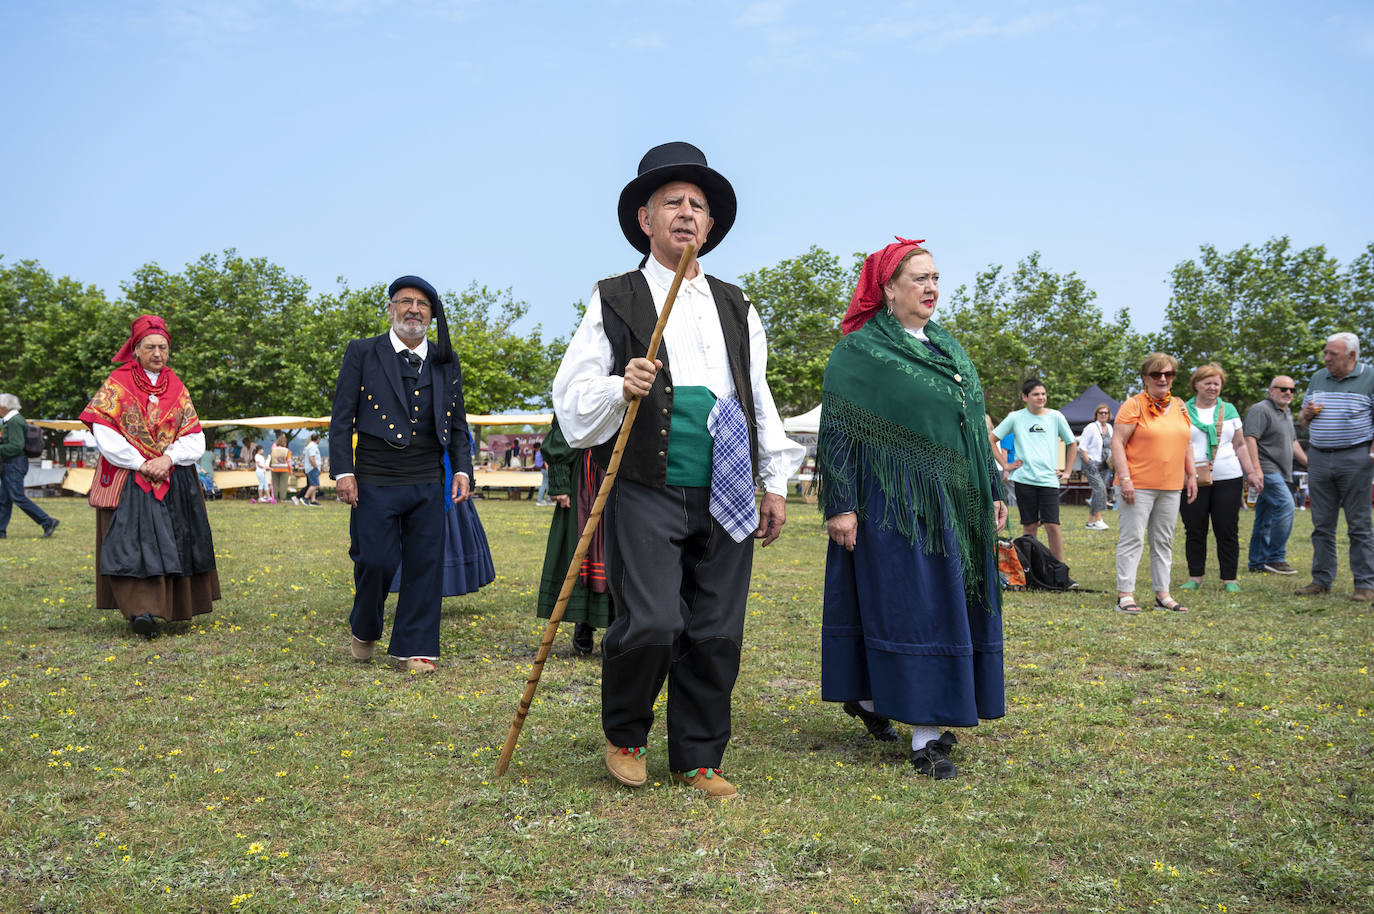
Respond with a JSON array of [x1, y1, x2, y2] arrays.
[[495, 243, 696, 777]]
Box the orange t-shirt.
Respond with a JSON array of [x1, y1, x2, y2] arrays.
[[1116, 393, 1191, 491]]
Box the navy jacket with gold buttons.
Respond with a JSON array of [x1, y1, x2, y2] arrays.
[[328, 333, 473, 479]]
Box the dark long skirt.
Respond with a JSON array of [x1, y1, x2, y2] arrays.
[[389, 498, 495, 597], [535, 500, 614, 628], [95, 463, 220, 621], [821, 484, 1005, 728]]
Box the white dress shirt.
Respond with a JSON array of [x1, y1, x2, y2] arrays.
[[92, 369, 205, 469], [552, 255, 804, 495]]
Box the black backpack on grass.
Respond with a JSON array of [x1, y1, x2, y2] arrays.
[[1012, 535, 1071, 591]]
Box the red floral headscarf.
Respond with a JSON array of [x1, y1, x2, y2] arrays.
[[841, 236, 927, 335]]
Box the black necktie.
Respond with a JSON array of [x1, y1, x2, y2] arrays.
[[399, 350, 422, 369]]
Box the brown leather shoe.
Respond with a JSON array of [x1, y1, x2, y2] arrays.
[[1352, 588, 1374, 603], [1295, 582, 1331, 596], [604, 740, 647, 787], [672, 767, 737, 798], [350, 636, 376, 661], [402, 657, 436, 673]]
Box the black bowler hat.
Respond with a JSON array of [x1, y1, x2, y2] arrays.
[[388, 275, 452, 364], [617, 141, 736, 258]]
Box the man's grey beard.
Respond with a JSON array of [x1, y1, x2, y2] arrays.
[[392, 317, 429, 343]]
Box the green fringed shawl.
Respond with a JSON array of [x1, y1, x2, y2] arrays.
[[818, 310, 999, 599]]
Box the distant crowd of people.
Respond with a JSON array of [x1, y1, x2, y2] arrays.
[[988, 331, 1372, 614]]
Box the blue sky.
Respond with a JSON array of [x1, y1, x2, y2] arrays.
[[3, 1, 1371, 341]]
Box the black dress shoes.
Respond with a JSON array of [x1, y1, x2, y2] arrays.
[[129, 613, 157, 639], [842, 700, 899, 742], [572, 622, 594, 655], [910, 731, 958, 779]]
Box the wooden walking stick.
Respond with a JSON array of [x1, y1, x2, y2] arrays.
[[495, 242, 696, 776]]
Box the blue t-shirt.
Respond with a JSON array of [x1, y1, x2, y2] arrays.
[[994, 407, 1074, 487]]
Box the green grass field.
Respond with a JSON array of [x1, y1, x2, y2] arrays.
[[1, 494, 1369, 913]]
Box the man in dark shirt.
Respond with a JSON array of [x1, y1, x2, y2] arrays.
[[1243, 376, 1306, 575], [330, 276, 473, 672]]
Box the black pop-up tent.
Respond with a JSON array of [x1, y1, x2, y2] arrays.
[[1059, 384, 1122, 433]]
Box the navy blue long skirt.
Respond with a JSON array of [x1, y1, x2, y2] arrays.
[[821, 484, 1005, 728], [389, 498, 495, 597]]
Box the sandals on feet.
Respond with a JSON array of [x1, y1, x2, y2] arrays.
[[1154, 596, 1189, 613], [1116, 596, 1142, 614]]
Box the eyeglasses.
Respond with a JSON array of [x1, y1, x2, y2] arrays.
[[391, 297, 431, 310], [1270, 385, 1295, 393], [1147, 370, 1176, 380]]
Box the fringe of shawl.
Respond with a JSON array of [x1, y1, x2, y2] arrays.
[[818, 390, 994, 605]]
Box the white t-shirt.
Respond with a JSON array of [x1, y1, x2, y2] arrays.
[[1189, 406, 1245, 480]]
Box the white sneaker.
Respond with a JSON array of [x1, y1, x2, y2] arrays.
[[1085, 520, 1109, 530], [291, 496, 301, 505]]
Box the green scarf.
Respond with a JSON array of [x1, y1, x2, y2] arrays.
[[1184, 397, 1239, 461], [818, 310, 999, 603]]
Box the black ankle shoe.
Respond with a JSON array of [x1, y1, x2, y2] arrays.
[[572, 622, 594, 655], [910, 738, 958, 779], [842, 701, 899, 742], [129, 613, 157, 639]]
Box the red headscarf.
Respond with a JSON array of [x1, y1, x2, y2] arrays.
[[112, 314, 171, 364], [841, 236, 927, 335]]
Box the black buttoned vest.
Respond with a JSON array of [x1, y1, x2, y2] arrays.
[[590, 269, 759, 488]]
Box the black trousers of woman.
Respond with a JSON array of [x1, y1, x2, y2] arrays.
[[1180, 476, 1243, 579]]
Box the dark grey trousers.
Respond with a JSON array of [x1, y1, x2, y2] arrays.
[[1308, 444, 1374, 589], [600, 479, 753, 771]]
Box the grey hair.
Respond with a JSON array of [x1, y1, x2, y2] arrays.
[[0, 393, 20, 412], [1328, 332, 1360, 359]]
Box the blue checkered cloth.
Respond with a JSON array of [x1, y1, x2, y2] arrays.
[[708, 396, 757, 542]]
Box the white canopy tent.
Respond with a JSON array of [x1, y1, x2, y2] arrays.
[[782, 404, 821, 435]]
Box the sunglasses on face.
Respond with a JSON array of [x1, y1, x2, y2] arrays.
[[1270, 385, 1295, 393], [1147, 370, 1176, 380]]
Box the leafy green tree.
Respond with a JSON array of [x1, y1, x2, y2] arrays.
[[120, 249, 313, 420], [941, 253, 1141, 419], [0, 257, 123, 419], [740, 246, 861, 416], [1339, 242, 1374, 354], [285, 280, 391, 421], [445, 283, 565, 415], [1156, 237, 1367, 411]]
